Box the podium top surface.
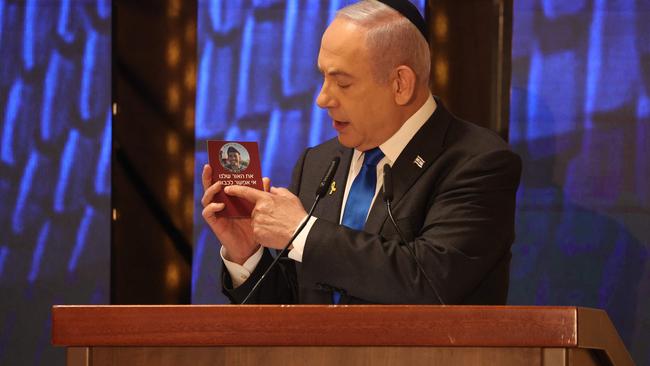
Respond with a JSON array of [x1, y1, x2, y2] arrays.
[[51, 305, 633, 365]]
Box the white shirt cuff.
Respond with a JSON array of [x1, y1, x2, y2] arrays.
[[220, 245, 264, 288], [288, 216, 317, 263]]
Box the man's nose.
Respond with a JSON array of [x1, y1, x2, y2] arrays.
[[316, 83, 337, 109]]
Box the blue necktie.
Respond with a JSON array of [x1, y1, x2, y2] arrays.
[[333, 147, 384, 303]]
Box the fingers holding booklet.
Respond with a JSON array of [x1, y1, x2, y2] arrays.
[[224, 184, 307, 250], [202, 140, 307, 263], [200, 163, 261, 265]]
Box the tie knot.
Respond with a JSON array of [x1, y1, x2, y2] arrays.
[[363, 147, 384, 167]]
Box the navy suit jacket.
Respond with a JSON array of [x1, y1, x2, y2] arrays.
[[223, 101, 522, 304]]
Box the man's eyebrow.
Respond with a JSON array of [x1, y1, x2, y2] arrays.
[[317, 66, 353, 78]]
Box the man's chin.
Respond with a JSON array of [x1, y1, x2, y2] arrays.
[[336, 135, 361, 149]]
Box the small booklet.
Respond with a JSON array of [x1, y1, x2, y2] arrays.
[[207, 141, 263, 217]]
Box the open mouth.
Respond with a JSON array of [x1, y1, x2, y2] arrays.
[[333, 120, 350, 130]]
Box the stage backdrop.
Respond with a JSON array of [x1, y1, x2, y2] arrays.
[[508, 1, 650, 365], [0, 1, 111, 365]]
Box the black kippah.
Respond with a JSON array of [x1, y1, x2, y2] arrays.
[[377, 0, 428, 41]]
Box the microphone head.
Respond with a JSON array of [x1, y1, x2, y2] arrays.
[[382, 163, 393, 202], [316, 157, 340, 198]]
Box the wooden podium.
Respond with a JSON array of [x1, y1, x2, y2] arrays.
[[51, 305, 634, 366]]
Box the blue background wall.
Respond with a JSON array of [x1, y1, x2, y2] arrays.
[[509, 1, 650, 364], [0, 1, 111, 365], [10, 0, 649, 364], [191, 0, 650, 365]]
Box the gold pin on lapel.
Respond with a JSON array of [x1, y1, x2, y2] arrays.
[[329, 181, 337, 195]]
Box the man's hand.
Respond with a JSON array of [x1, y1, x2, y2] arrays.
[[200, 164, 270, 265], [224, 185, 307, 250]]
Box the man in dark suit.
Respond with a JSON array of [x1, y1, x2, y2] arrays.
[[201, 0, 521, 304]]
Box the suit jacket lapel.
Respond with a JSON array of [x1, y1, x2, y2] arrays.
[[364, 102, 452, 234], [315, 145, 352, 223]]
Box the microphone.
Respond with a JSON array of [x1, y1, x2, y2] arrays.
[[241, 157, 340, 304], [316, 157, 341, 198], [382, 162, 394, 202], [382, 164, 445, 305]]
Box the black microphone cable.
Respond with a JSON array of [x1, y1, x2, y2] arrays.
[[382, 163, 445, 305], [241, 157, 340, 304]]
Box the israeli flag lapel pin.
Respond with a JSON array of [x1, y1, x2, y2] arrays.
[[414, 155, 425, 168]]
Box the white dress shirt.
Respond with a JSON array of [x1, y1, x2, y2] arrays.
[[222, 94, 437, 287]]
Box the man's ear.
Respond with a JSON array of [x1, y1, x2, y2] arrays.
[[392, 65, 417, 105]]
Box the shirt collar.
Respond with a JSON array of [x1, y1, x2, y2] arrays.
[[352, 93, 437, 165]]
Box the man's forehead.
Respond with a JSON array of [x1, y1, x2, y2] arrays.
[[321, 18, 365, 50], [317, 18, 368, 75]]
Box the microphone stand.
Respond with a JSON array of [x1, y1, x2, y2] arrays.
[[241, 157, 340, 304], [382, 164, 445, 305], [241, 197, 319, 304]]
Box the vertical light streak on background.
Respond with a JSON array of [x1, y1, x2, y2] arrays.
[[262, 109, 281, 177], [328, 0, 342, 23], [54, 129, 79, 213], [1, 79, 22, 165], [28, 221, 50, 283], [80, 31, 98, 121], [525, 45, 542, 140], [22, 0, 35, 70], [281, 0, 297, 93], [94, 111, 112, 194], [41, 52, 60, 141], [11, 151, 38, 233], [97, 0, 110, 19], [56, 0, 72, 43], [209, 0, 222, 30], [234, 15, 253, 119], [67, 206, 94, 273], [584, 0, 604, 120], [224, 124, 241, 140]]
